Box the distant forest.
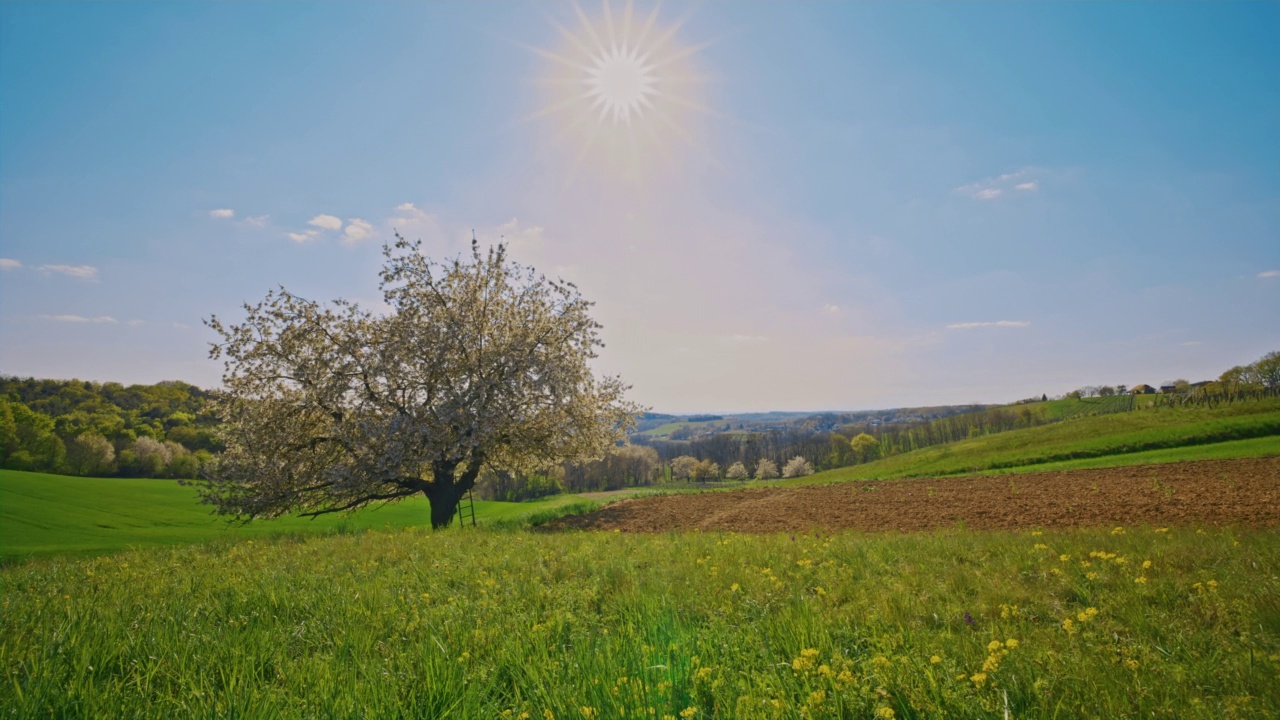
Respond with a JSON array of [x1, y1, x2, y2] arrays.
[[0, 378, 219, 478]]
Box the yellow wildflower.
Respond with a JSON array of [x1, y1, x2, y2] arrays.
[[1086, 572, 1099, 580], [679, 708, 697, 720], [1134, 576, 1148, 584], [970, 673, 988, 687], [581, 708, 598, 719], [801, 648, 820, 658], [1142, 560, 1153, 570], [730, 583, 740, 592], [987, 640, 1003, 652], [1062, 618, 1076, 633], [877, 707, 896, 719], [1005, 638, 1019, 649], [930, 655, 942, 664], [1124, 659, 1139, 670], [1111, 526, 1125, 536], [837, 669, 855, 684], [807, 690, 825, 706], [1059, 554, 1071, 562]]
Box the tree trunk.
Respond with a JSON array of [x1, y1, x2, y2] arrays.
[[425, 460, 462, 530], [423, 454, 484, 530], [424, 481, 461, 530]]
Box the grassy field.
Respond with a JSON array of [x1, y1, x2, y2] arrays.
[[0, 470, 585, 564], [3, 525, 1277, 719], [786, 398, 1280, 485]]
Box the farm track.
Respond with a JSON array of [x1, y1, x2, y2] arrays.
[[546, 457, 1280, 533]]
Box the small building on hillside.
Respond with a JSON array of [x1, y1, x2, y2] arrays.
[[1130, 384, 1157, 395], [1160, 384, 1180, 394]]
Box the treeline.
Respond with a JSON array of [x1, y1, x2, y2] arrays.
[[0, 377, 220, 478]]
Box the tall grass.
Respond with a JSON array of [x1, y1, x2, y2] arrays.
[[3, 525, 1277, 718]]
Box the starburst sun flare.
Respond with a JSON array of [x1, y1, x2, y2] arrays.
[[530, 0, 713, 180]]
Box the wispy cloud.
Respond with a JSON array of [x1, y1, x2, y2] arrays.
[[956, 168, 1041, 201], [127, 319, 146, 327], [209, 208, 235, 219], [244, 214, 270, 228], [287, 230, 320, 243], [342, 218, 375, 245], [946, 320, 1030, 330], [0, 258, 20, 270], [308, 214, 343, 231], [1259, 270, 1280, 278], [43, 314, 117, 324], [39, 264, 98, 280], [1181, 340, 1202, 347]]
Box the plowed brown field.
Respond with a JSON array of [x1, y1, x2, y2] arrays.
[[546, 457, 1280, 533]]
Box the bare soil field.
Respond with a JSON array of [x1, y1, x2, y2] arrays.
[[546, 457, 1280, 533]]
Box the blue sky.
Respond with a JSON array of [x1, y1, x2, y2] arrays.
[[1, 2, 1277, 413]]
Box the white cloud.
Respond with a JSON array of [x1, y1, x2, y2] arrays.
[[0, 258, 20, 270], [1259, 270, 1280, 278], [39, 264, 98, 280], [956, 168, 1042, 200], [342, 218, 375, 245], [822, 304, 841, 315], [173, 322, 191, 330], [946, 320, 1030, 330], [127, 319, 146, 327], [244, 215, 270, 228], [287, 230, 321, 243], [43, 314, 117, 324], [308, 214, 343, 231], [209, 208, 235, 219]]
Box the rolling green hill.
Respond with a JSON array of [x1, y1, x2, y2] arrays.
[[0, 471, 581, 563], [785, 397, 1280, 485]]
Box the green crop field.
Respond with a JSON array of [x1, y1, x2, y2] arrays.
[[3, 525, 1277, 719], [784, 398, 1280, 485], [0, 470, 585, 564]]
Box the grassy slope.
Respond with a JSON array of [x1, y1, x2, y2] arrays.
[[3, 526, 1276, 719], [0, 471, 580, 563], [781, 398, 1280, 486]]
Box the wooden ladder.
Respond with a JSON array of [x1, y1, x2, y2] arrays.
[[455, 488, 477, 527]]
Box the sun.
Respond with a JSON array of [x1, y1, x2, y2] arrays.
[[585, 42, 658, 126], [528, 0, 713, 181]]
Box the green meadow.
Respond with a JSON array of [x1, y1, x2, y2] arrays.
[[3, 397, 1279, 718], [0, 470, 582, 564], [3, 525, 1277, 719]]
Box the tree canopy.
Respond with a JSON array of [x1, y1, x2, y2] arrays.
[[197, 237, 640, 528]]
